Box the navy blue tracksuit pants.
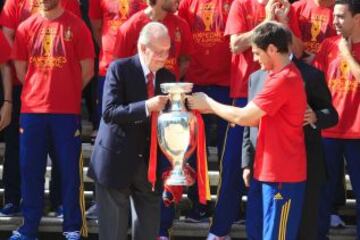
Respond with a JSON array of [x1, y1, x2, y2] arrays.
[[318, 138, 360, 240], [18, 114, 86, 238], [209, 97, 247, 237]]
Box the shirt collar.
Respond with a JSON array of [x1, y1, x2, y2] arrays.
[[139, 53, 156, 82]]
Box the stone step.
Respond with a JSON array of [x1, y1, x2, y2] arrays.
[[0, 164, 353, 191], [0, 142, 220, 164], [0, 217, 356, 239], [0, 187, 356, 218], [0, 166, 221, 186]]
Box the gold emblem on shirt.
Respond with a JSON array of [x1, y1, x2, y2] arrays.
[[119, 0, 129, 19], [43, 28, 54, 57], [328, 58, 359, 93], [310, 15, 325, 42], [201, 3, 214, 31], [29, 27, 67, 68]]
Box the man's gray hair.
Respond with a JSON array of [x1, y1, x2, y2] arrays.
[[138, 22, 169, 46]]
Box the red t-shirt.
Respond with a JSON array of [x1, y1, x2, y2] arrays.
[[0, 31, 11, 63], [0, 0, 81, 86], [252, 63, 307, 182], [12, 11, 95, 114], [313, 36, 360, 139], [178, 0, 232, 86], [89, 0, 147, 76], [224, 0, 301, 98], [292, 0, 336, 54], [113, 10, 194, 79]]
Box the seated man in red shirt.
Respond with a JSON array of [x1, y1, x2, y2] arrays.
[[188, 21, 307, 240]]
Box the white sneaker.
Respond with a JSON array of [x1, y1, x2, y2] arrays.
[[157, 237, 169, 240], [330, 214, 346, 228], [63, 231, 80, 240], [85, 204, 98, 220], [207, 233, 231, 240]]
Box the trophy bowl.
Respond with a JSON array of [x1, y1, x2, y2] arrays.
[[157, 82, 198, 186]]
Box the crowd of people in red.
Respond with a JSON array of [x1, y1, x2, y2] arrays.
[[0, 0, 359, 239]]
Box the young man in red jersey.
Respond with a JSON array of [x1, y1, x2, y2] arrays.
[[9, 0, 95, 238], [188, 21, 307, 240], [313, 0, 360, 239], [0, 0, 82, 217]]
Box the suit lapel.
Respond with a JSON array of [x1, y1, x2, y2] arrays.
[[132, 55, 148, 98]]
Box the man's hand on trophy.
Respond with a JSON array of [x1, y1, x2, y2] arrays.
[[146, 95, 169, 113], [186, 92, 213, 113]]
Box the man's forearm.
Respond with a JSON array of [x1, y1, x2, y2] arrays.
[[208, 99, 260, 126], [90, 20, 102, 48], [81, 59, 95, 89], [230, 30, 253, 54], [1, 63, 12, 101], [14, 61, 27, 84]]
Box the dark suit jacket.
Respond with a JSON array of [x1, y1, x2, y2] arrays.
[[88, 55, 176, 189], [242, 58, 338, 185]]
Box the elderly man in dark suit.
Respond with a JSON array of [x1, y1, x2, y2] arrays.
[[88, 22, 176, 240], [242, 56, 338, 240]]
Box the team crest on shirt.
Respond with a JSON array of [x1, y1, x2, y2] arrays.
[[223, 2, 230, 14], [64, 27, 73, 42], [175, 27, 182, 42]]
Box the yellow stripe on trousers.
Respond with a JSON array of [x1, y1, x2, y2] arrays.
[[79, 152, 88, 237], [278, 199, 291, 240]]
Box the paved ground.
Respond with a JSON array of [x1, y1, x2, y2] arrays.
[[0, 232, 244, 240]]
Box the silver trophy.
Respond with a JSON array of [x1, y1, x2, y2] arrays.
[[157, 82, 198, 186]]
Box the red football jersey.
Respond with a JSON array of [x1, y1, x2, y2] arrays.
[[12, 11, 95, 114], [252, 63, 307, 182], [313, 36, 360, 139], [0, 0, 82, 85], [292, 0, 336, 54], [178, 0, 232, 86], [89, 0, 147, 76]]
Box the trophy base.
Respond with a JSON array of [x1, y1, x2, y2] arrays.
[[165, 175, 188, 186]]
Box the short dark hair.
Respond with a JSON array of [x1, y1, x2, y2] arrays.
[[148, 0, 156, 6], [335, 0, 360, 15], [251, 21, 293, 54]]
